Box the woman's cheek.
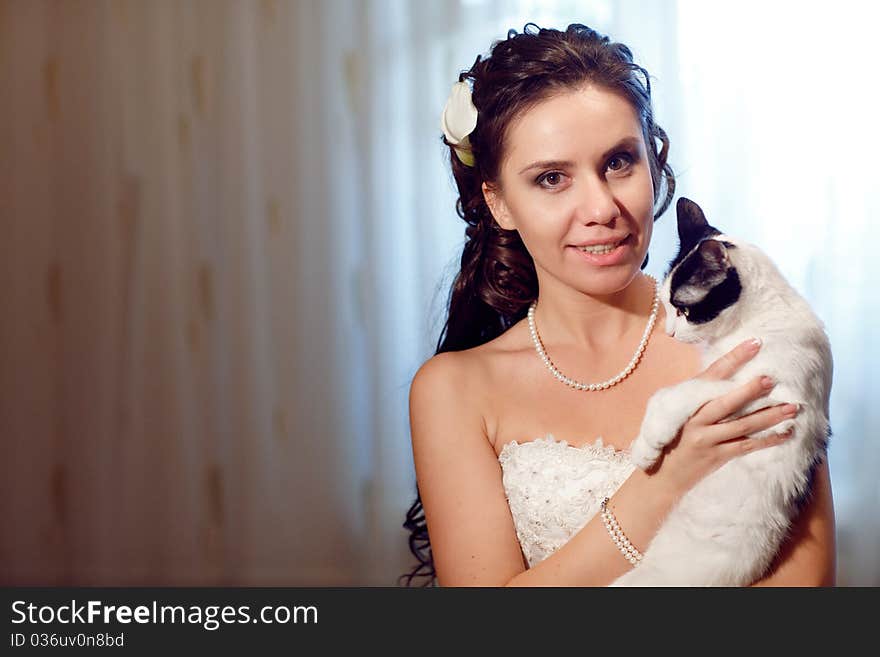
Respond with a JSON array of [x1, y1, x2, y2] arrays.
[[643, 217, 653, 251]]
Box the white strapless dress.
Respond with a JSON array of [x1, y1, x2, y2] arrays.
[[498, 434, 636, 568]]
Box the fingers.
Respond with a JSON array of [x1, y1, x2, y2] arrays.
[[695, 374, 775, 426], [707, 399, 799, 444], [701, 338, 762, 381], [718, 426, 795, 458]]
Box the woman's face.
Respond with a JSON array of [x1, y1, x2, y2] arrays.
[[482, 84, 655, 295]]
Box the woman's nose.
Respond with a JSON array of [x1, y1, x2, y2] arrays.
[[578, 177, 620, 224]]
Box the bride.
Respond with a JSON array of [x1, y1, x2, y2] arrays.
[[401, 23, 835, 587]]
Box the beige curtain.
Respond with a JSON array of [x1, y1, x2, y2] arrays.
[[1, 0, 379, 585]]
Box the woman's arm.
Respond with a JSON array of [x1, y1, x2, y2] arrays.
[[504, 458, 682, 586], [750, 456, 836, 586]]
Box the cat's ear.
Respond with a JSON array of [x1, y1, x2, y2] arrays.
[[696, 239, 732, 285], [676, 197, 710, 254]]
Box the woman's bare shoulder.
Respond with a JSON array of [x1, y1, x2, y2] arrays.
[[410, 322, 527, 439], [411, 347, 483, 394], [409, 349, 483, 435], [413, 320, 527, 388]]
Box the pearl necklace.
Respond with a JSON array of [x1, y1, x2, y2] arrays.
[[527, 275, 659, 391]]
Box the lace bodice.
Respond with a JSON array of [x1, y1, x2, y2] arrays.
[[498, 434, 636, 568]]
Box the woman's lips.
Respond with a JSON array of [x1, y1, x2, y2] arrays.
[[569, 234, 634, 266]]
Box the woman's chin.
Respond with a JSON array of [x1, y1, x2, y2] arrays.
[[576, 273, 644, 298]]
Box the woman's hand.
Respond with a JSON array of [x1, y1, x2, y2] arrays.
[[649, 338, 799, 496]]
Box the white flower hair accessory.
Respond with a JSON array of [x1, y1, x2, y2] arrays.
[[440, 80, 478, 167]]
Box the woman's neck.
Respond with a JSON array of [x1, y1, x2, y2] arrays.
[[531, 273, 655, 353]]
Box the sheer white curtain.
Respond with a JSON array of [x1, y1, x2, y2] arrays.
[[1, 0, 875, 587], [670, 0, 880, 585]]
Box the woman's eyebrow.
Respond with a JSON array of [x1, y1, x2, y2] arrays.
[[517, 135, 642, 175], [517, 158, 575, 175]]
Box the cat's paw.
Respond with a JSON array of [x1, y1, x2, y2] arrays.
[[629, 435, 662, 470], [629, 397, 679, 469]]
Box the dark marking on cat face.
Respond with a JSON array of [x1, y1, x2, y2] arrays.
[[667, 198, 741, 325], [671, 264, 742, 324]]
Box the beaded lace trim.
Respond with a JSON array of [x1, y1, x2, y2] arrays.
[[498, 433, 631, 463]]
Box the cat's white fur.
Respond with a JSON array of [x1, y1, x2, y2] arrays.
[[612, 234, 833, 586]]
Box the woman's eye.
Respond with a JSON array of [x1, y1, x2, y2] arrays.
[[536, 171, 565, 188], [607, 152, 634, 172]]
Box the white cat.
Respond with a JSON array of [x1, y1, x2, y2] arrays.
[[613, 197, 833, 586]]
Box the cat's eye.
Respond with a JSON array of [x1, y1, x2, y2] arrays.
[[676, 307, 690, 318]]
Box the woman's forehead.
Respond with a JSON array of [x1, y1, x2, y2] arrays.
[[503, 86, 643, 171]]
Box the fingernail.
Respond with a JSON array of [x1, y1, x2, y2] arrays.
[[747, 338, 762, 352], [782, 403, 799, 415], [761, 376, 775, 389]]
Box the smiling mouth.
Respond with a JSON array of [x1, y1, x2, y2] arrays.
[[573, 235, 631, 254]]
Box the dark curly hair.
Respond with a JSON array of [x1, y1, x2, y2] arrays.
[[399, 22, 675, 587]]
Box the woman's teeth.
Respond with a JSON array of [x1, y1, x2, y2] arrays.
[[577, 239, 623, 254]]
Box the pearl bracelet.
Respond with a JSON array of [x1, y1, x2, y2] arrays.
[[600, 497, 643, 567]]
